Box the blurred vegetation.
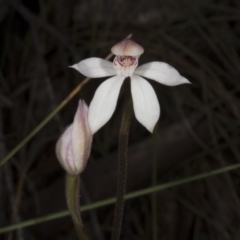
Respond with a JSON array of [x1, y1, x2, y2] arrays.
[[0, 0, 240, 239]]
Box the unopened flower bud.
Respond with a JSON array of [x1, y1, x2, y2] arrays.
[[56, 100, 92, 175]]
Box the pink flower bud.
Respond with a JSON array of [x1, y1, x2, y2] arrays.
[[56, 100, 92, 175]]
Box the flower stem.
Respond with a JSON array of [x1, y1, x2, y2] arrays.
[[66, 174, 89, 240], [111, 97, 132, 240], [152, 128, 158, 240]]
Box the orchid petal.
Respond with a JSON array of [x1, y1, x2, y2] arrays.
[[135, 62, 190, 86], [69, 57, 117, 78], [88, 75, 125, 134], [111, 39, 144, 56], [131, 75, 160, 133]]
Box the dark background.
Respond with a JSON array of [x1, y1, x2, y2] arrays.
[[0, 0, 240, 239]]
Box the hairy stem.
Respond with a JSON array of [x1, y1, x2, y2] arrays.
[[111, 98, 132, 240], [66, 174, 89, 240]]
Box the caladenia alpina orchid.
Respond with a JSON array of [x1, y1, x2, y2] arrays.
[[56, 100, 92, 175], [70, 39, 190, 134]]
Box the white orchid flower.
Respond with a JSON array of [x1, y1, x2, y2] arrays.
[[56, 100, 92, 175], [70, 39, 190, 134]]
